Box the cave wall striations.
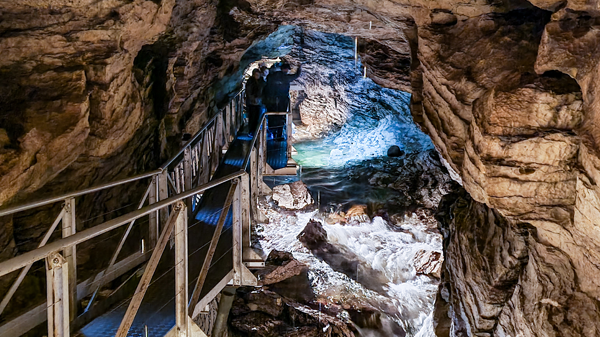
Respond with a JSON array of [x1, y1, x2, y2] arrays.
[[0, 0, 176, 273], [245, 0, 600, 335], [2, 0, 600, 335], [409, 4, 600, 337], [0, 0, 276, 256]]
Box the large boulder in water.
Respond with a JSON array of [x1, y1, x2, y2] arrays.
[[256, 250, 314, 302], [272, 181, 314, 210], [387, 145, 404, 157], [297, 220, 389, 294]]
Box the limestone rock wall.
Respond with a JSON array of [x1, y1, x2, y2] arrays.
[[3, 0, 600, 334]]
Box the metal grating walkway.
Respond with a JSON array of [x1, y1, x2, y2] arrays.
[[78, 120, 288, 337]]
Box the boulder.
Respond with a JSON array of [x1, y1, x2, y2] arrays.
[[413, 249, 443, 279], [272, 181, 314, 210], [230, 287, 354, 337], [297, 220, 389, 294], [345, 204, 369, 223], [386, 145, 404, 157], [256, 250, 315, 302]]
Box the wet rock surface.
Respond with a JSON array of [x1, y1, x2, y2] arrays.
[[272, 181, 314, 210], [297, 220, 390, 295], [4, 0, 600, 334], [256, 250, 315, 303], [387, 145, 404, 158], [229, 251, 356, 337], [434, 186, 600, 336]]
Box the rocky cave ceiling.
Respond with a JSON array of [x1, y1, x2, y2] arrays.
[[1, 0, 600, 335]]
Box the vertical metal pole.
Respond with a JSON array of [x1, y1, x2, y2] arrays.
[[258, 119, 267, 188], [46, 252, 69, 337], [183, 148, 193, 217], [62, 198, 77, 321], [158, 170, 169, 229], [286, 112, 292, 160], [240, 173, 251, 256], [201, 132, 211, 185], [46, 258, 55, 337], [250, 148, 259, 222], [174, 203, 188, 337], [148, 175, 159, 248], [232, 178, 242, 285]]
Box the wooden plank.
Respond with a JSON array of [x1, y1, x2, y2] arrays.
[[188, 181, 238, 316], [174, 204, 188, 337], [62, 198, 77, 321], [115, 202, 184, 337]]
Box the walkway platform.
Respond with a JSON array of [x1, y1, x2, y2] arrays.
[[78, 125, 288, 336]]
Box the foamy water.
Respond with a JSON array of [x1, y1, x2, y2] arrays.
[[256, 202, 442, 336], [293, 90, 433, 169]]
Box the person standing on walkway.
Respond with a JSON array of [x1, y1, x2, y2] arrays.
[[264, 63, 302, 139], [259, 62, 269, 81], [245, 68, 266, 137]]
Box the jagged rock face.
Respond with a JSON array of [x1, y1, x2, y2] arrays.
[[0, 0, 175, 207], [435, 187, 600, 336], [3, 0, 600, 335]]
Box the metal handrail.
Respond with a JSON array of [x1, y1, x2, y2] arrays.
[[161, 89, 245, 170], [159, 114, 218, 171], [0, 170, 245, 278], [0, 90, 246, 218], [241, 111, 289, 170], [0, 170, 161, 218]]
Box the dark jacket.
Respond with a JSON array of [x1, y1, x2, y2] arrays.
[[264, 68, 302, 99], [246, 77, 266, 106]]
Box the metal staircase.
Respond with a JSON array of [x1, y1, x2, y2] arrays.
[[0, 91, 296, 337]]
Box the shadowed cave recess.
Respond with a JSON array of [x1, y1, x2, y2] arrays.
[[1, 0, 600, 336]]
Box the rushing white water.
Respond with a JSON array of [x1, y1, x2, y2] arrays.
[[293, 89, 433, 168], [256, 202, 442, 336]]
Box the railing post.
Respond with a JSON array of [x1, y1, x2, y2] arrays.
[[201, 131, 211, 185], [183, 148, 193, 212], [148, 175, 159, 248], [174, 203, 188, 337], [46, 252, 69, 337], [148, 171, 170, 248], [250, 148, 260, 224], [257, 119, 267, 194], [240, 173, 251, 257], [62, 198, 77, 321], [158, 170, 169, 226], [286, 111, 292, 159], [232, 177, 242, 285], [116, 203, 183, 337]]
